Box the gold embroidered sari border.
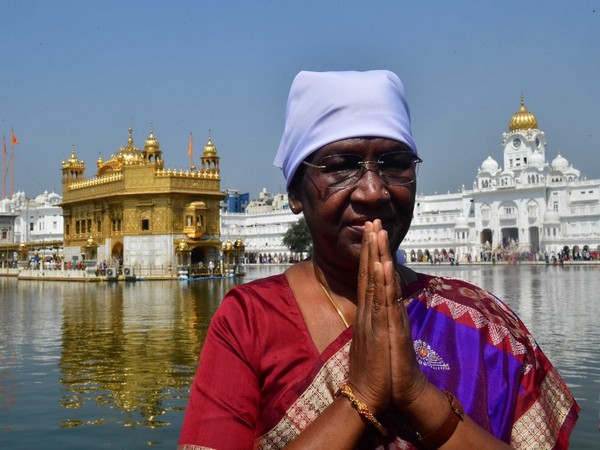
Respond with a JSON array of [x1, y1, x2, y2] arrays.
[[255, 341, 351, 449]]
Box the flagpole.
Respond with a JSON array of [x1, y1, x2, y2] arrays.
[[10, 130, 14, 198], [10, 141, 14, 198], [2, 135, 6, 199], [10, 128, 19, 199], [188, 133, 194, 169]]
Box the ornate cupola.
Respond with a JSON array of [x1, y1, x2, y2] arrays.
[[62, 145, 85, 185], [502, 97, 546, 174], [200, 130, 220, 178], [96, 128, 144, 176], [509, 96, 538, 131], [142, 126, 164, 169]]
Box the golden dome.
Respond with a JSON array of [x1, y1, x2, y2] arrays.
[[509, 97, 538, 131], [97, 128, 144, 176], [62, 145, 84, 168], [144, 130, 160, 151], [68, 147, 79, 163], [234, 237, 244, 249], [111, 128, 143, 163], [203, 137, 217, 157]]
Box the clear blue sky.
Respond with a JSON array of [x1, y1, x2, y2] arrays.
[[2, 0, 599, 199]]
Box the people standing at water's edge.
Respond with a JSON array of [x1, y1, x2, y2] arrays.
[[179, 70, 579, 449]]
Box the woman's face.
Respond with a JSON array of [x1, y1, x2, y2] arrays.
[[291, 137, 417, 271]]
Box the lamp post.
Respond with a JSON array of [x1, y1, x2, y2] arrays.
[[175, 239, 190, 278], [222, 239, 234, 277], [233, 237, 246, 277], [18, 243, 27, 268]]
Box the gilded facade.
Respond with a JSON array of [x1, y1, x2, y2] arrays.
[[61, 128, 225, 273]]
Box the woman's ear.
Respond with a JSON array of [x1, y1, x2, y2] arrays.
[[288, 189, 303, 214]]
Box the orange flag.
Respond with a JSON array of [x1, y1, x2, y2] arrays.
[[188, 133, 193, 157], [11, 128, 19, 146]]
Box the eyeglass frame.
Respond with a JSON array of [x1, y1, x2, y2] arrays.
[[301, 150, 423, 191]]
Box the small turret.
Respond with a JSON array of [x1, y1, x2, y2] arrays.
[[201, 130, 220, 177], [62, 145, 85, 185]]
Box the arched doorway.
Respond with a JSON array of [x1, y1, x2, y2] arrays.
[[111, 242, 123, 266], [501, 228, 519, 247], [480, 229, 492, 246], [191, 247, 207, 265], [529, 227, 540, 252], [480, 229, 492, 261]]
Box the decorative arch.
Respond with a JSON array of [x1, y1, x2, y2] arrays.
[[111, 242, 123, 266]]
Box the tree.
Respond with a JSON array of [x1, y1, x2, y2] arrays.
[[282, 217, 312, 255]]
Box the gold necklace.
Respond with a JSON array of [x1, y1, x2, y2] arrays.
[[318, 282, 349, 328]]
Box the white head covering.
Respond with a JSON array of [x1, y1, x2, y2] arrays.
[[274, 70, 418, 188]]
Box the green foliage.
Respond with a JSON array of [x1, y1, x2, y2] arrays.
[[282, 217, 313, 255]]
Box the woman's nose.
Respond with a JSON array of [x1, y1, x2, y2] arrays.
[[351, 167, 388, 202]]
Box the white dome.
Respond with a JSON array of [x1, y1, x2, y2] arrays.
[[481, 155, 499, 173], [564, 165, 580, 178], [543, 210, 560, 223], [34, 191, 49, 204], [551, 153, 569, 171], [529, 150, 545, 166], [47, 192, 62, 205]]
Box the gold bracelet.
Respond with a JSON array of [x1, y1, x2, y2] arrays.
[[339, 383, 388, 436], [415, 390, 464, 449]]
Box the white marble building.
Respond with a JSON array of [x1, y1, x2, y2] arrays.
[[402, 98, 600, 262], [0, 190, 64, 244], [0, 190, 64, 263], [220, 188, 302, 263]]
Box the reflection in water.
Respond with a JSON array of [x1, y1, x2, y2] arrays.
[[57, 279, 235, 429]]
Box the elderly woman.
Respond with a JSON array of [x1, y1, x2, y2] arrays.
[[179, 71, 579, 449]]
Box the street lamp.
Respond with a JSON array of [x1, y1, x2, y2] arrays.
[[175, 239, 190, 278], [222, 239, 234, 277], [233, 237, 246, 276]]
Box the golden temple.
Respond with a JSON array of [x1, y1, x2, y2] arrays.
[[60, 128, 225, 276]]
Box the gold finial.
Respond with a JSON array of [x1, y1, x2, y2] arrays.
[[128, 127, 133, 146], [68, 145, 79, 163]]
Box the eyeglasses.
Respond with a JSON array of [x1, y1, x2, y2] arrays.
[[302, 151, 422, 191]]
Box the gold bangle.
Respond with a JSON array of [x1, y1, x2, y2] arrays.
[[415, 390, 464, 449], [338, 383, 388, 436]]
